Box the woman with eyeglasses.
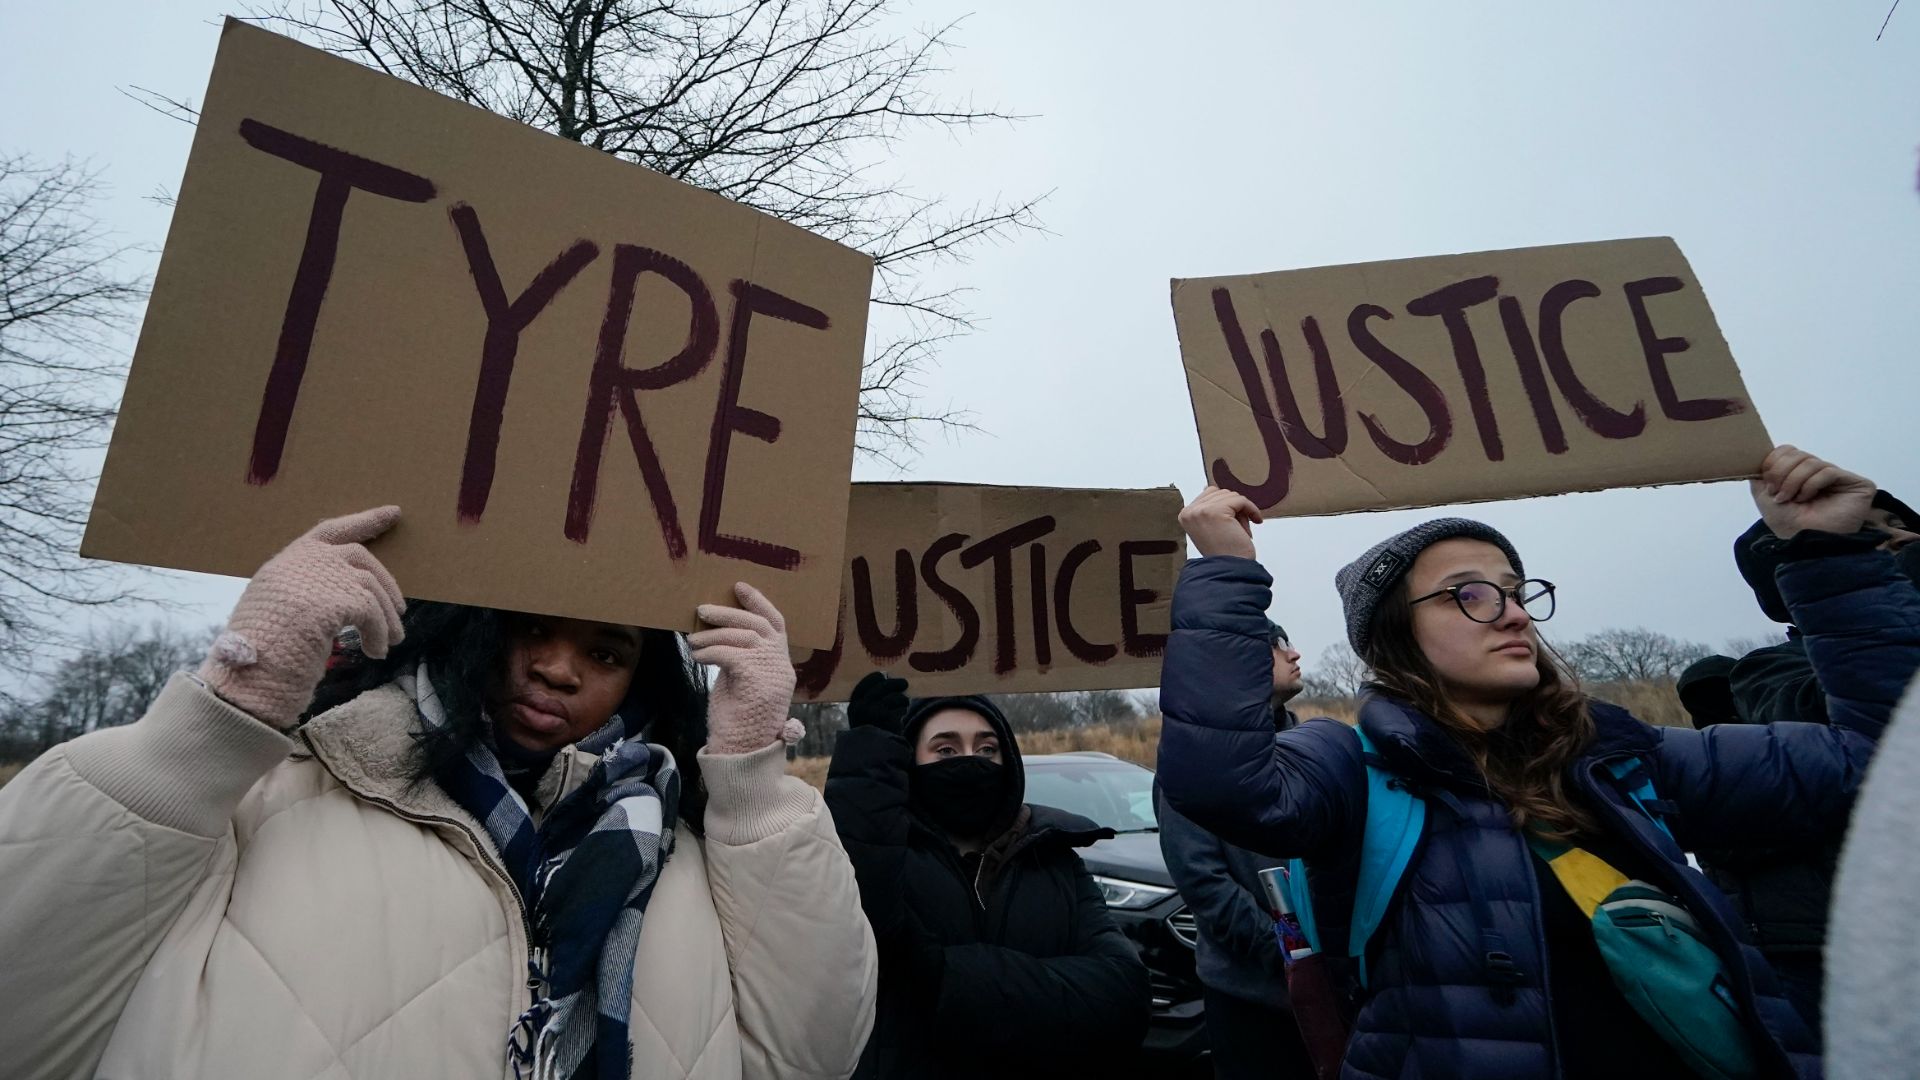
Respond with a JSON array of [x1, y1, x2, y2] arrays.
[[1156, 445, 1920, 1080]]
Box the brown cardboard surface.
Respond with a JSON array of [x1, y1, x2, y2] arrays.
[[1172, 237, 1772, 517], [792, 483, 1184, 702], [81, 20, 872, 648]]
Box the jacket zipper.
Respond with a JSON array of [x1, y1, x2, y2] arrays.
[[1518, 826, 1562, 1078], [1393, 734, 1562, 1074]]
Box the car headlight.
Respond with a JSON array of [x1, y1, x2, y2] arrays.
[[1093, 874, 1176, 910]]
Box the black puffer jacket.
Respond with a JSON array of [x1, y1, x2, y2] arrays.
[[825, 697, 1150, 1080], [1708, 524, 1902, 1023]]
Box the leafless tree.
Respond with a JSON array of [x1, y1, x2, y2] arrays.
[[207, 0, 1044, 462], [1301, 642, 1370, 700], [0, 621, 213, 760], [787, 698, 846, 758], [984, 689, 1143, 735], [0, 154, 150, 672], [1557, 627, 1712, 686], [1723, 633, 1782, 659]]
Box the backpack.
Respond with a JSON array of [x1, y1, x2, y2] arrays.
[[1274, 724, 1752, 1078]]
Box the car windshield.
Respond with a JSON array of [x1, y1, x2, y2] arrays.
[[1024, 759, 1158, 833]]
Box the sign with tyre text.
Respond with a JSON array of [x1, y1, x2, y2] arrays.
[[82, 20, 872, 647]]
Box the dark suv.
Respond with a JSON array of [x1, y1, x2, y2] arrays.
[[1023, 751, 1207, 1067]]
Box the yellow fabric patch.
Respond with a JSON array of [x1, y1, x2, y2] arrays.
[[1542, 846, 1631, 917]]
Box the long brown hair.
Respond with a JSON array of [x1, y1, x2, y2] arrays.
[[1362, 585, 1598, 839]]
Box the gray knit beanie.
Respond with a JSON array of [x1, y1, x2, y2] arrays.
[[1335, 518, 1524, 657]]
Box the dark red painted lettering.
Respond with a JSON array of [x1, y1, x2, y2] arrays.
[[1537, 280, 1645, 439], [1347, 304, 1453, 465], [1263, 317, 1348, 458], [961, 516, 1058, 675], [450, 204, 599, 522], [1119, 539, 1179, 659], [1054, 540, 1118, 664], [910, 534, 980, 674], [1208, 288, 1293, 505], [1497, 296, 1570, 454], [851, 549, 918, 661], [1407, 276, 1504, 462], [793, 596, 846, 697], [697, 282, 829, 570], [1624, 277, 1741, 422], [1029, 543, 1052, 667], [237, 119, 436, 484], [565, 245, 719, 553]]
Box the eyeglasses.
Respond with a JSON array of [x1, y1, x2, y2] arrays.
[[1409, 579, 1556, 624]]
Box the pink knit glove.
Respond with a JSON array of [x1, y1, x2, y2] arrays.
[[692, 582, 804, 755], [198, 506, 406, 730]]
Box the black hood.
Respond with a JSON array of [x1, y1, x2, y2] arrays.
[[1738, 512, 1920, 626], [1677, 654, 1740, 728], [1734, 519, 1793, 624], [1875, 490, 1920, 532], [903, 694, 1025, 839]]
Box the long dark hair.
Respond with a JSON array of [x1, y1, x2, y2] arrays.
[[1362, 586, 1598, 839], [305, 601, 711, 829]]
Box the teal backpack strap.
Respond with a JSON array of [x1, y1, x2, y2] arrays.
[[1283, 856, 1321, 954], [1275, 725, 1427, 989], [1347, 724, 1424, 987], [1606, 756, 1675, 842]]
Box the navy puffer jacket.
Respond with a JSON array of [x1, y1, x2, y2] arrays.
[[1157, 537, 1920, 1080]]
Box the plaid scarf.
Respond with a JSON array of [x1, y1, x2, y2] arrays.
[[398, 663, 679, 1080]]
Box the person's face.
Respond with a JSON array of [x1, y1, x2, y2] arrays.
[[913, 708, 1003, 766], [491, 614, 643, 754], [1863, 507, 1920, 552], [1271, 638, 1303, 700], [1407, 539, 1541, 719]]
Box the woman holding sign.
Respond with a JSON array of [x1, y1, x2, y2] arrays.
[[0, 507, 877, 1080], [1157, 446, 1920, 1080]]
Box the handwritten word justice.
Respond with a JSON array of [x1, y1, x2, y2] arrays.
[[795, 515, 1179, 693], [1207, 274, 1744, 506]]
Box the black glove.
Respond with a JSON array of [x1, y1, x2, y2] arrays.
[[848, 671, 911, 734]]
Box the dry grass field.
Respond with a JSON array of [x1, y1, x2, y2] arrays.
[[783, 680, 1689, 789]]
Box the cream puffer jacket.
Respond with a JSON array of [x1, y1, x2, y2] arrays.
[[0, 674, 877, 1080]]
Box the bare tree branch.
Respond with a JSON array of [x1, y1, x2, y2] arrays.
[[118, 85, 202, 126], [243, 0, 1042, 456], [0, 153, 152, 670]]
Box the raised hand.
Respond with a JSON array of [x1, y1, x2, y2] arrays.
[[1751, 445, 1877, 540], [847, 671, 911, 734], [1178, 485, 1264, 560], [693, 582, 804, 755], [199, 506, 406, 730]]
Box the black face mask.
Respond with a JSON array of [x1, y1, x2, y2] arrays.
[[911, 756, 1007, 839]]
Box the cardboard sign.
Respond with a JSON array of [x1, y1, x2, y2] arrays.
[[81, 21, 873, 647], [792, 484, 1184, 702], [1172, 237, 1772, 517]]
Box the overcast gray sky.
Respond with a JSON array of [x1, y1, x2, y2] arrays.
[[3, 1, 1916, 673]]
